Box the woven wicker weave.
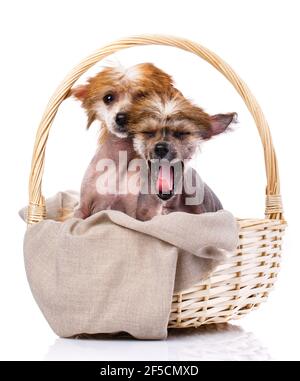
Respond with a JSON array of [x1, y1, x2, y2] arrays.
[[26, 35, 286, 328]]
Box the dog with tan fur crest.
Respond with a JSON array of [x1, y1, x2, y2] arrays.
[[127, 91, 236, 220]]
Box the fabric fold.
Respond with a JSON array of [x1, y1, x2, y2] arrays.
[[20, 191, 238, 339]]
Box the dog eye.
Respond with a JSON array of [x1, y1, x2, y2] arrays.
[[143, 131, 156, 138], [103, 93, 115, 105], [173, 131, 191, 139], [135, 91, 148, 100]]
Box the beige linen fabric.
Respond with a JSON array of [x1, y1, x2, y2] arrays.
[[20, 191, 238, 339]]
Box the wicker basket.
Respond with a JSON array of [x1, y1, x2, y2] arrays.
[[26, 35, 286, 329]]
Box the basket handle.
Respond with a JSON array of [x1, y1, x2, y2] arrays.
[[27, 34, 283, 224]]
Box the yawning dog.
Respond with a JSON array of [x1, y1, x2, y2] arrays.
[[126, 91, 237, 220]]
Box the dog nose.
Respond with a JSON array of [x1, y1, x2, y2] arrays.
[[115, 112, 128, 127], [154, 142, 169, 158]]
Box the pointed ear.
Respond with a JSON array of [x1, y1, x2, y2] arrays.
[[210, 112, 237, 136], [70, 84, 89, 101], [69, 85, 95, 129]]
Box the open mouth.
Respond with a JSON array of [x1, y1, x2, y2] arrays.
[[157, 164, 174, 200], [148, 160, 175, 201]]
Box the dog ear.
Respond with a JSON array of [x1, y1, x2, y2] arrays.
[[210, 112, 237, 136], [69, 85, 96, 129], [70, 84, 89, 101]]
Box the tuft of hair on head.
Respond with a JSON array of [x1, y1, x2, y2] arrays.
[[137, 63, 174, 84]]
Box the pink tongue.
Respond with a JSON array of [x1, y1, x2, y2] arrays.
[[156, 165, 174, 193]]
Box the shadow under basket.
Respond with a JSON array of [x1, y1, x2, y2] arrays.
[[26, 35, 286, 329]]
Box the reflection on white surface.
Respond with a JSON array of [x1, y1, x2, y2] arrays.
[[45, 323, 270, 361]]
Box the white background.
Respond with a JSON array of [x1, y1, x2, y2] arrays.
[[0, 0, 299, 361]]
